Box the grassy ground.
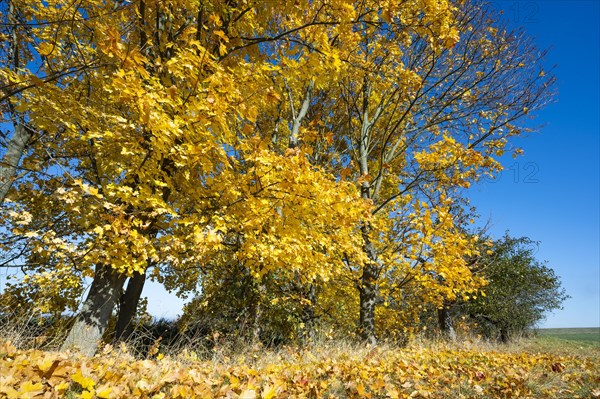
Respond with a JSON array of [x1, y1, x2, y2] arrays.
[[516, 337, 598, 359], [516, 327, 600, 358], [536, 327, 600, 344]]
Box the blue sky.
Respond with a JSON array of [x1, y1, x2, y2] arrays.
[[143, 1, 600, 327], [468, 0, 600, 328]]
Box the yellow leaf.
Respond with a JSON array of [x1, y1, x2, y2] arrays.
[[386, 387, 399, 399], [38, 42, 55, 56], [167, 85, 178, 100], [79, 390, 94, 399], [36, 357, 56, 373], [72, 369, 95, 390], [171, 384, 192, 398], [54, 381, 70, 394], [229, 375, 240, 388], [356, 383, 366, 396], [4, 387, 20, 399], [219, 42, 227, 56], [18, 381, 44, 398], [214, 30, 229, 42], [96, 386, 113, 398], [262, 385, 277, 399]]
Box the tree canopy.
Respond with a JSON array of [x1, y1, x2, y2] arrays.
[[0, 0, 556, 354]]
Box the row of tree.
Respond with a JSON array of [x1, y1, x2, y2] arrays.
[[179, 232, 568, 345], [1, 0, 558, 355]]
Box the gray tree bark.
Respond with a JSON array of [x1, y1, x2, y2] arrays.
[[288, 80, 314, 148], [437, 305, 457, 341], [252, 283, 266, 344], [299, 282, 317, 343], [62, 264, 126, 356], [1, 0, 32, 203], [356, 79, 379, 345], [0, 124, 31, 203], [114, 270, 146, 342], [358, 223, 378, 345]]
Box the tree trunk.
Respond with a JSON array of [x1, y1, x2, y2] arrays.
[[438, 305, 457, 341], [0, 124, 31, 203], [62, 264, 126, 356], [299, 282, 316, 343], [114, 270, 146, 342], [358, 266, 378, 344], [358, 224, 378, 345], [1, 1, 32, 204], [355, 79, 380, 345], [252, 283, 266, 344], [500, 328, 510, 344]]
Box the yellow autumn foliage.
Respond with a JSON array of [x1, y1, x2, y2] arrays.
[[0, 0, 555, 350], [0, 340, 597, 399]]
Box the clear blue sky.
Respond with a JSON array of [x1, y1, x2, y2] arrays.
[[468, 0, 600, 328], [143, 1, 600, 328]]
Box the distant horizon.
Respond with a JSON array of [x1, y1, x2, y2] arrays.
[[538, 323, 600, 330]]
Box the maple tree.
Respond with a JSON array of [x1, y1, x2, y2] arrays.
[[0, 0, 555, 355], [186, 0, 555, 343], [323, 0, 554, 343]]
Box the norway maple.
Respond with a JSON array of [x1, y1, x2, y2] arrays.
[[189, 0, 555, 343], [0, 0, 554, 354], [319, 0, 553, 342]]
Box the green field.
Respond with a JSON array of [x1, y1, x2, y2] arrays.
[[537, 327, 600, 344]]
